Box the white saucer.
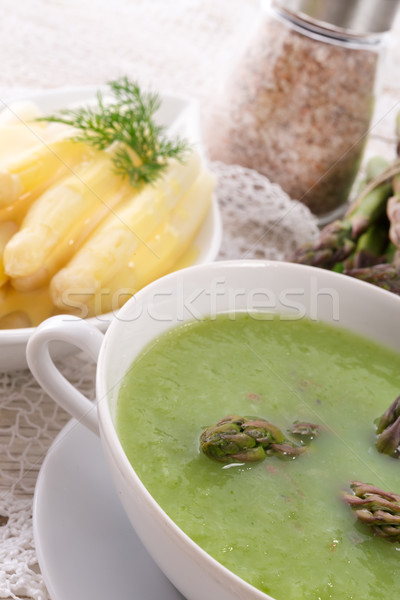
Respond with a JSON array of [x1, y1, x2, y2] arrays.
[[33, 419, 185, 600]]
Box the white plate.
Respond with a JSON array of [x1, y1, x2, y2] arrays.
[[0, 87, 222, 371], [33, 419, 186, 600]]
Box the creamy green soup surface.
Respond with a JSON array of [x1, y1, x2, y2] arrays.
[[116, 313, 400, 600]]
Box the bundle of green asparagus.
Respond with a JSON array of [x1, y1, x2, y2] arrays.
[[200, 415, 320, 463], [292, 115, 400, 293]]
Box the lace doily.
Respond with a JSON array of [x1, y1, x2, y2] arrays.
[[0, 357, 96, 600], [0, 162, 318, 600], [211, 162, 319, 261]]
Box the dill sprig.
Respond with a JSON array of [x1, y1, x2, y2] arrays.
[[40, 77, 190, 186]]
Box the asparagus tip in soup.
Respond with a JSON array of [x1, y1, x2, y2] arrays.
[[343, 481, 400, 542], [375, 395, 400, 458], [200, 415, 317, 463]]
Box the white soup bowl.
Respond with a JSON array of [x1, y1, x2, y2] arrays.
[[26, 260, 400, 600]]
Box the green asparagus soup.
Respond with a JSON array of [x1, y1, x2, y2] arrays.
[[116, 313, 400, 600]]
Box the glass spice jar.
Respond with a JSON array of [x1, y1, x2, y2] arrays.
[[204, 0, 399, 223]]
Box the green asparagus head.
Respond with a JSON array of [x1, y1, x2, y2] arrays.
[[200, 415, 305, 464], [376, 395, 400, 433], [345, 263, 400, 295], [200, 416, 266, 463], [288, 421, 320, 445], [343, 481, 400, 542], [375, 396, 400, 458], [291, 221, 355, 269], [376, 416, 400, 458]]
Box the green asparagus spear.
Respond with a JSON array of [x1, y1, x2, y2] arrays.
[[366, 156, 391, 182], [343, 481, 400, 542], [200, 415, 305, 463], [387, 174, 400, 248], [353, 156, 390, 198], [291, 220, 356, 268], [344, 262, 400, 295], [383, 240, 400, 264], [348, 158, 400, 215], [332, 157, 391, 272], [344, 221, 389, 270]]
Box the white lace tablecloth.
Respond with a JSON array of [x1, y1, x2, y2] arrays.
[[0, 1, 400, 599]]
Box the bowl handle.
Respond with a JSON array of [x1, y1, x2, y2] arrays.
[[26, 315, 104, 436]]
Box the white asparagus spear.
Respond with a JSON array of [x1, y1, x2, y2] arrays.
[[0, 221, 18, 287], [52, 166, 214, 315], [0, 137, 94, 208], [4, 151, 132, 290]]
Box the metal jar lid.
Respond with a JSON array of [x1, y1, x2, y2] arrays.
[[271, 0, 399, 36]]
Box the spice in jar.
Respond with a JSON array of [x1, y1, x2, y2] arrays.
[[205, 0, 399, 221]]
